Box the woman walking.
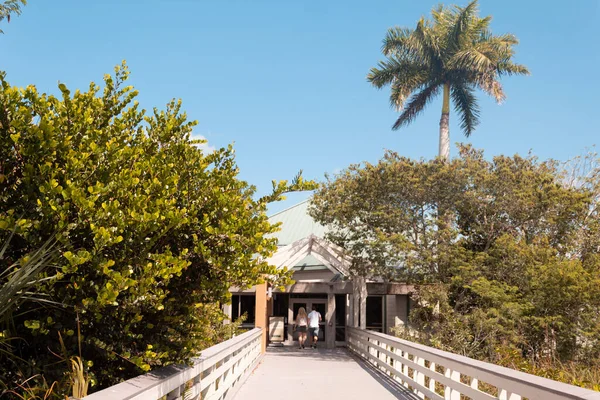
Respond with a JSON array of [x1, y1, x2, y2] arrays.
[[295, 307, 308, 349]]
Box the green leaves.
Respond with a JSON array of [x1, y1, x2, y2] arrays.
[[0, 63, 292, 392], [259, 169, 318, 204], [312, 144, 600, 382], [0, 0, 26, 34], [24, 320, 40, 330], [368, 0, 529, 141], [451, 83, 480, 136]]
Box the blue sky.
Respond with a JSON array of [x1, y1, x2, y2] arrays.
[[1, 0, 598, 214]]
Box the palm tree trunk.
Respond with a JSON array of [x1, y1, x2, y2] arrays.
[[439, 83, 450, 161]]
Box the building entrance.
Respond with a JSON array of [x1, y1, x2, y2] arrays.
[[287, 298, 326, 344]]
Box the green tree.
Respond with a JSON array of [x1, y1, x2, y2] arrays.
[[310, 145, 600, 389], [367, 0, 529, 160], [0, 63, 313, 397], [0, 0, 25, 33]]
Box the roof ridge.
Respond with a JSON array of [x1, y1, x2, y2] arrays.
[[268, 198, 311, 218]]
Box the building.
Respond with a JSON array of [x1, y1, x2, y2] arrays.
[[226, 200, 412, 349]]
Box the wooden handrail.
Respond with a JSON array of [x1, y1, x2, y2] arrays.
[[347, 326, 600, 400], [83, 328, 262, 400]]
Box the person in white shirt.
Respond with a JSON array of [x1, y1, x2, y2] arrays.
[[307, 305, 322, 349]]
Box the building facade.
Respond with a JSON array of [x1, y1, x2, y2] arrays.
[[226, 200, 412, 349]]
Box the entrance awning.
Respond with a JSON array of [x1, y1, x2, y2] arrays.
[[265, 234, 352, 277]]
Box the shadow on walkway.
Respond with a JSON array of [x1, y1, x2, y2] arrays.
[[262, 346, 355, 362], [350, 351, 420, 399], [234, 346, 420, 400]]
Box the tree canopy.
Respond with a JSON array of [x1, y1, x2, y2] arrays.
[[367, 0, 529, 160], [310, 146, 600, 389], [0, 63, 311, 396]]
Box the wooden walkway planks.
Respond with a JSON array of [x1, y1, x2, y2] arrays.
[[233, 346, 418, 400]]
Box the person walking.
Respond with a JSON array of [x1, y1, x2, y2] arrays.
[[295, 307, 308, 349], [307, 305, 322, 349]]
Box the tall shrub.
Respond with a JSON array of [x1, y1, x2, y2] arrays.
[[0, 63, 295, 392]]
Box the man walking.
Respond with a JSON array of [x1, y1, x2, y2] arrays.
[[307, 305, 322, 349]]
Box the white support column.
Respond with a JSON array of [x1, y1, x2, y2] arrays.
[[352, 278, 360, 328], [287, 302, 294, 343], [223, 303, 232, 324], [326, 293, 336, 349], [359, 276, 367, 330], [346, 293, 353, 341]]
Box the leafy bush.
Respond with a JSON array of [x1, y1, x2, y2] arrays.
[[311, 146, 600, 390], [0, 63, 298, 395]]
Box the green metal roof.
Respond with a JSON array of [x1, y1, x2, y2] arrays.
[[268, 200, 331, 270], [268, 200, 328, 246]]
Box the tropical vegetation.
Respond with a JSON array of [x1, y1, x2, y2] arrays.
[[367, 0, 529, 160], [0, 0, 25, 33], [0, 63, 310, 397], [310, 146, 600, 390]]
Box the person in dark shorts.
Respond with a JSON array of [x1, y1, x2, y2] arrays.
[[295, 307, 308, 349], [307, 305, 322, 349]]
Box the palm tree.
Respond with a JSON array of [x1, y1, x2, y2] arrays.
[[367, 0, 529, 161]]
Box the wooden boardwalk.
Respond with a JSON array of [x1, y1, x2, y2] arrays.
[[233, 346, 417, 400]]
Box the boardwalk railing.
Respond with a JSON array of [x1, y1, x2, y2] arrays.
[[347, 327, 600, 400], [83, 328, 262, 400]]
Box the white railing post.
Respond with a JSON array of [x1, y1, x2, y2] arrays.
[[415, 356, 425, 399], [166, 384, 183, 400], [345, 327, 600, 400], [384, 343, 392, 377], [444, 368, 460, 400], [500, 388, 522, 400], [402, 350, 410, 388], [82, 328, 263, 400], [393, 346, 403, 385], [201, 365, 217, 399], [429, 361, 436, 395], [470, 377, 478, 391]]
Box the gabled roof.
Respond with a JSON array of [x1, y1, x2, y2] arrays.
[[266, 234, 352, 278], [268, 200, 328, 246]]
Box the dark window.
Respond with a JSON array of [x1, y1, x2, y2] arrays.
[[272, 293, 289, 319], [231, 295, 255, 324], [240, 295, 256, 324], [366, 296, 383, 333], [232, 295, 239, 321], [272, 294, 289, 338], [335, 294, 346, 341]]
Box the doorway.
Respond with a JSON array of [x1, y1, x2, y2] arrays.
[[287, 298, 327, 344], [366, 295, 384, 333]]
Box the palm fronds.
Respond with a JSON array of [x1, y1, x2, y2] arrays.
[[368, 0, 529, 141], [0, 233, 59, 320], [448, 0, 480, 52], [451, 83, 480, 137], [393, 83, 441, 130]]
